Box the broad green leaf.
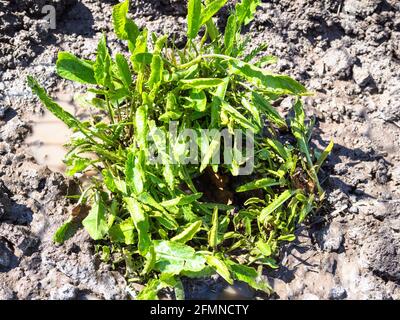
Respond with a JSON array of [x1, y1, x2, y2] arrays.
[[55, 52, 96, 84], [130, 29, 148, 74], [124, 197, 151, 255], [201, 0, 228, 25], [115, 53, 132, 88], [298, 194, 314, 224], [154, 212, 179, 230], [188, 89, 207, 112], [82, 194, 108, 240], [147, 54, 164, 89], [236, 177, 279, 192], [173, 278, 185, 300], [171, 220, 202, 243], [181, 266, 215, 278], [224, 13, 237, 55], [153, 240, 206, 274], [256, 239, 272, 257], [142, 245, 156, 275], [228, 260, 272, 293], [125, 150, 144, 195], [53, 220, 78, 244], [259, 190, 295, 223], [161, 192, 203, 207], [154, 34, 168, 54], [210, 78, 229, 128], [109, 217, 135, 245], [132, 52, 153, 65], [180, 78, 224, 90], [163, 162, 175, 188], [187, 0, 202, 39], [137, 192, 165, 212], [205, 255, 233, 284], [136, 279, 162, 300], [102, 169, 117, 193], [138, 192, 179, 229], [112, 0, 139, 50], [205, 19, 219, 41], [94, 35, 112, 87]]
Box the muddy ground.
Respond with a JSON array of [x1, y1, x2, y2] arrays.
[[1, 0, 400, 300]]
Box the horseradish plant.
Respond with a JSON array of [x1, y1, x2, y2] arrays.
[[28, 0, 332, 299]]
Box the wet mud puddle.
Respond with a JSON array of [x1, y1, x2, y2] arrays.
[[25, 93, 76, 173]]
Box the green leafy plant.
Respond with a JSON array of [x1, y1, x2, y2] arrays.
[[28, 0, 332, 299]]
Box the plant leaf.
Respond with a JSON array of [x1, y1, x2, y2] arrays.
[[224, 13, 237, 55], [315, 139, 334, 173], [124, 197, 151, 256], [109, 217, 135, 245], [53, 220, 79, 244], [252, 92, 287, 128], [115, 53, 132, 88], [235, 0, 260, 26], [171, 220, 202, 243], [94, 34, 112, 87], [27, 76, 84, 130], [161, 193, 203, 207], [187, 0, 202, 39], [229, 60, 307, 95], [55, 52, 96, 84], [236, 177, 279, 192], [180, 78, 224, 90], [228, 260, 272, 293], [153, 240, 206, 274], [208, 207, 219, 249], [201, 0, 227, 25], [205, 255, 233, 284], [259, 190, 295, 223], [147, 54, 164, 89], [82, 194, 108, 240], [112, 0, 139, 48]]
